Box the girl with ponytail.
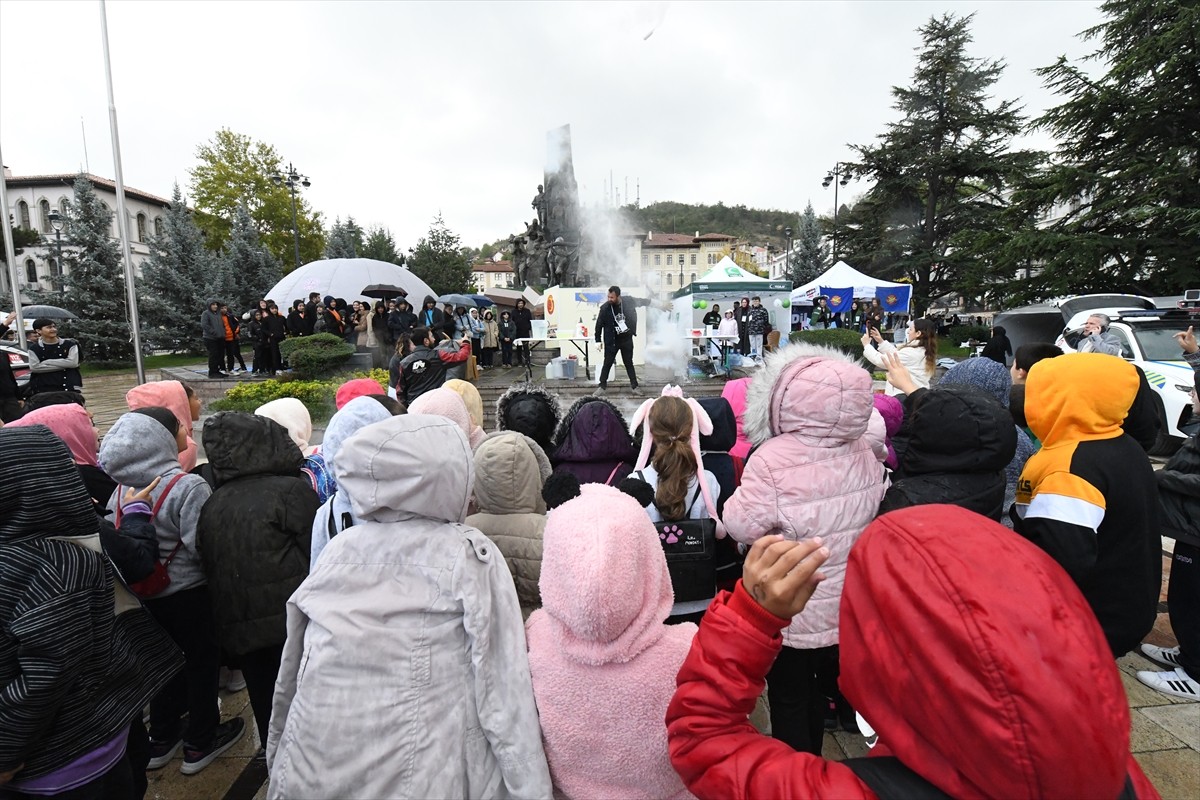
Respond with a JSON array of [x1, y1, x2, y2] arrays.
[[629, 389, 723, 621]]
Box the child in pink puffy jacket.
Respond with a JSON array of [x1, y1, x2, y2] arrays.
[[723, 343, 888, 755]]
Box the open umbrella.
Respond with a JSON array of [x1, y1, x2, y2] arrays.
[[437, 293, 477, 309], [20, 304, 78, 320], [361, 283, 409, 300], [469, 295, 495, 308]]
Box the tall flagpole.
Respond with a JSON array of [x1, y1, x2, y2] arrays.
[[0, 142, 27, 344], [99, 0, 146, 384]]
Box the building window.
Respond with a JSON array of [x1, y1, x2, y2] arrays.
[[25, 259, 37, 284], [17, 200, 30, 229], [641, 254, 648, 267], [40, 200, 52, 233], [60, 198, 70, 217], [49, 257, 59, 278], [654, 254, 661, 266], [691, 272, 697, 284], [667, 254, 674, 266], [154, 216, 163, 237], [666, 273, 673, 286], [136, 213, 147, 242], [690, 253, 697, 266]]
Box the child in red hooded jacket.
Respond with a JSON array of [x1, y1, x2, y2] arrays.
[[667, 505, 1160, 800]]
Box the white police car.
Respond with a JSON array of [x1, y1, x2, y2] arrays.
[[1058, 296, 1198, 454]]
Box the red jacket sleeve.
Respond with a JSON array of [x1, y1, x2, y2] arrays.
[[438, 340, 471, 364], [667, 583, 875, 800]]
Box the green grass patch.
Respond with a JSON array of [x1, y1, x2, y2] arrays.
[[80, 353, 205, 376]]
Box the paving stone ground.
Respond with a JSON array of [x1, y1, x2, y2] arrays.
[[80, 369, 1199, 800]]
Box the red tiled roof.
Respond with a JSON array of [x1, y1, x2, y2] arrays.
[[4, 173, 171, 207], [696, 232, 736, 241], [472, 261, 513, 272], [642, 233, 700, 248]]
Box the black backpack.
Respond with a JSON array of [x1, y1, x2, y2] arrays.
[[635, 471, 717, 603]]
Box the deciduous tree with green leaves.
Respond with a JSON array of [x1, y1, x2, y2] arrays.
[[188, 128, 325, 270], [407, 214, 474, 296], [997, 0, 1199, 303], [834, 13, 1042, 312], [790, 202, 829, 286], [141, 184, 230, 353]]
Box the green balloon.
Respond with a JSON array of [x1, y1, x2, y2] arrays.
[[692, 300, 700, 309], [781, 299, 790, 308], [698, 299, 708, 309]]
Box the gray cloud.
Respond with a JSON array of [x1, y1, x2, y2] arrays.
[[0, 0, 1104, 248]]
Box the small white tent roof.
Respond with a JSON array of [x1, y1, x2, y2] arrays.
[[265, 258, 436, 307], [791, 261, 906, 304], [675, 256, 792, 297]]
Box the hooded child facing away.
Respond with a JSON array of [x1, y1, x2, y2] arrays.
[[549, 396, 638, 486], [126, 380, 199, 472], [667, 505, 1160, 800], [526, 484, 697, 800], [722, 343, 888, 756], [308, 395, 404, 566], [0, 426, 183, 789], [99, 409, 245, 772], [196, 412, 319, 751], [466, 432, 552, 614], [266, 414, 552, 799], [410, 387, 486, 449]]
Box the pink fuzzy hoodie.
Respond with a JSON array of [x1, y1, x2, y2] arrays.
[[126, 380, 197, 472], [526, 484, 696, 800], [720, 377, 753, 460]]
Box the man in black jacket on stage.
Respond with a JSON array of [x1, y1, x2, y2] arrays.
[[595, 285, 654, 395]]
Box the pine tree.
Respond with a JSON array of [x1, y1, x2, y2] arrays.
[[56, 176, 136, 364], [324, 217, 357, 259], [141, 184, 228, 353], [790, 202, 829, 285], [407, 214, 472, 296], [836, 13, 1042, 312], [997, 0, 1200, 302], [361, 225, 405, 265], [221, 204, 282, 313]]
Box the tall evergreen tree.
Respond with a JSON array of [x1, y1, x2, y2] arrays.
[[324, 217, 358, 259], [221, 204, 282, 313], [361, 225, 405, 265], [835, 13, 1041, 312], [56, 176, 136, 364], [141, 184, 228, 353], [997, 0, 1200, 302], [407, 214, 473, 296], [790, 202, 829, 285]]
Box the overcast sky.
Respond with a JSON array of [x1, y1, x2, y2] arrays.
[[1, 0, 1106, 248]]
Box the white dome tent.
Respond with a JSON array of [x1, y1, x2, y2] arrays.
[[263, 258, 436, 309]]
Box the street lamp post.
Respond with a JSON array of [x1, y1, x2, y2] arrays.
[[783, 226, 793, 281], [48, 210, 65, 301], [822, 163, 854, 261], [270, 162, 311, 271]]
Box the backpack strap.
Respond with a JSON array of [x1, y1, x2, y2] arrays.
[[605, 462, 624, 486], [840, 757, 951, 800]]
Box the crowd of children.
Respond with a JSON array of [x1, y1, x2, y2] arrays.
[[2, 322, 1196, 799]]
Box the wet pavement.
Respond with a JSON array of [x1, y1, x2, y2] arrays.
[[71, 368, 1200, 799]]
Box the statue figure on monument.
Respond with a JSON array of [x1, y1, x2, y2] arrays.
[[532, 185, 547, 228]]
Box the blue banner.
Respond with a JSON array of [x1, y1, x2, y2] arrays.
[[820, 287, 854, 314], [875, 285, 912, 313]]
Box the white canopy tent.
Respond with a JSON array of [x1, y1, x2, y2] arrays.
[[790, 261, 908, 306], [672, 257, 793, 327]]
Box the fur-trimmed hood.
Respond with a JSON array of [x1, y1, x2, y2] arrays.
[[744, 343, 874, 446], [496, 381, 562, 453], [551, 396, 637, 464]]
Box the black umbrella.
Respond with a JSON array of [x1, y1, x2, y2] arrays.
[[361, 284, 409, 300], [21, 304, 78, 320]]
